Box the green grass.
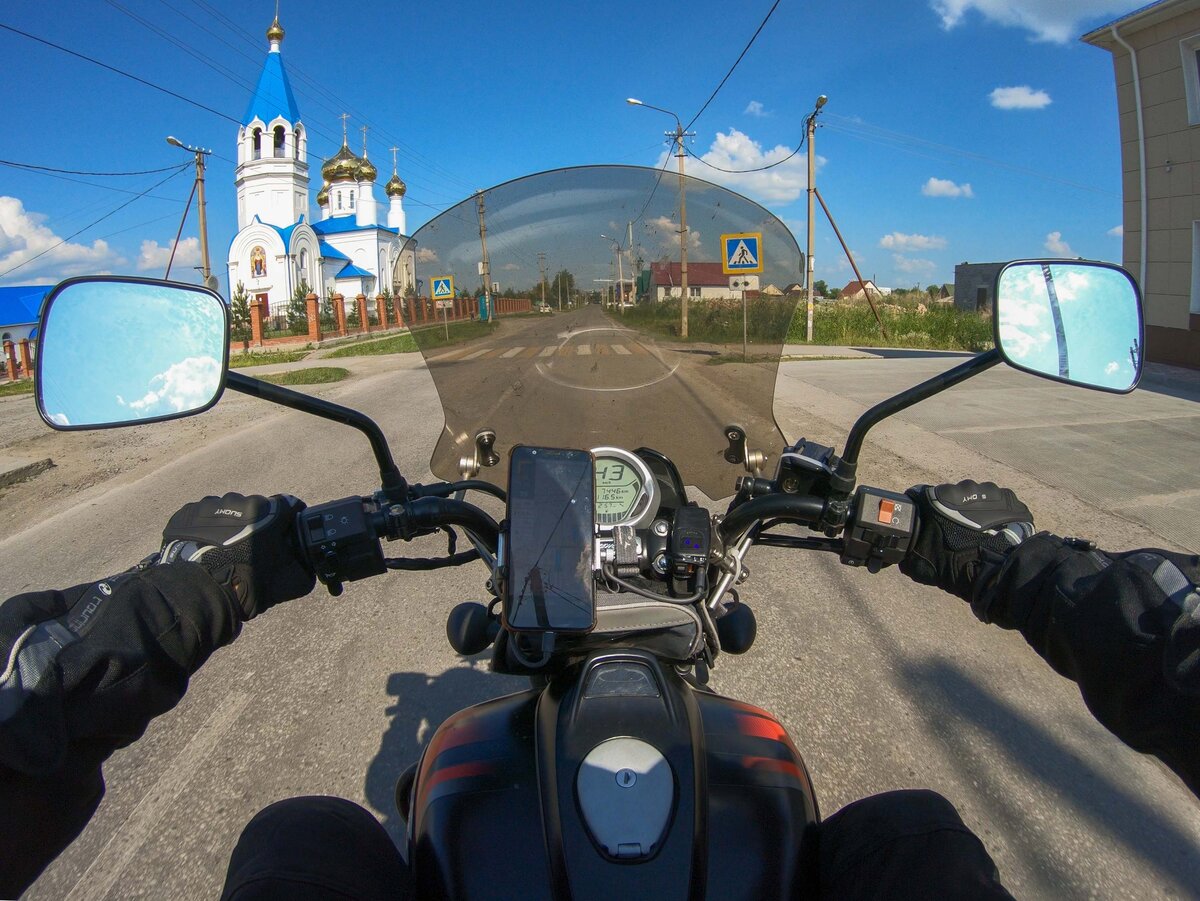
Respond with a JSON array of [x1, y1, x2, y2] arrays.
[[787, 303, 993, 351], [408, 319, 495, 350], [229, 349, 311, 368], [325, 332, 418, 357], [257, 367, 349, 385], [0, 380, 34, 397], [622, 298, 795, 344]]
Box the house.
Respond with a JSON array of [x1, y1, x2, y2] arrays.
[[839, 280, 883, 302], [648, 262, 744, 302], [1083, 1, 1200, 368], [953, 262, 1006, 313], [0, 286, 47, 346]]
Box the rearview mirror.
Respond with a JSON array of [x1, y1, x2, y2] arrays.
[[994, 260, 1143, 393], [37, 276, 228, 430]]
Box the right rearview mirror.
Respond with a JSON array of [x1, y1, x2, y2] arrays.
[[994, 260, 1143, 393]]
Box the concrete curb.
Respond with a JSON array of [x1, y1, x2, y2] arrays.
[[0, 457, 53, 489]]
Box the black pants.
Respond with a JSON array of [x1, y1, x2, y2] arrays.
[[221, 790, 1012, 900]]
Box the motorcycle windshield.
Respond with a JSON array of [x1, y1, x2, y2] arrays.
[[408, 165, 802, 499]]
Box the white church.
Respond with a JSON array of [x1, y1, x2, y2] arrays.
[[226, 16, 414, 318]]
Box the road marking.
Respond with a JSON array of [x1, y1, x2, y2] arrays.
[[538, 346, 557, 357], [612, 345, 632, 355], [462, 348, 492, 360], [500, 346, 525, 358], [64, 692, 251, 901], [427, 348, 469, 362], [577, 345, 592, 355]]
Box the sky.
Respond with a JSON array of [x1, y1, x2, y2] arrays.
[[0, 0, 1137, 294]]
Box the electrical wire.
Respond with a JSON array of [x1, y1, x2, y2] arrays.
[[683, 129, 806, 174], [684, 0, 783, 131], [0, 159, 188, 177], [0, 165, 190, 279], [0, 22, 238, 124]]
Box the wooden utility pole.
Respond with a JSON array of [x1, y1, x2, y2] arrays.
[[476, 191, 493, 319]]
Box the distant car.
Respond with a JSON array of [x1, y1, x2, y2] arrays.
[[537, 303, 552, 314]]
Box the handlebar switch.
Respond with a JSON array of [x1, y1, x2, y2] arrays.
[[841, 486, 915, 573], [300, 497, 387, 593]]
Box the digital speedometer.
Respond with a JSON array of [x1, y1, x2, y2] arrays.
[[591, 446, 659, 529]]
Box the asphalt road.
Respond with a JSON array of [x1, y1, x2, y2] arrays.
[[3, 309, 1198, 899]]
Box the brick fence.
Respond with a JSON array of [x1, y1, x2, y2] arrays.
[[3, 338, 34, 382]]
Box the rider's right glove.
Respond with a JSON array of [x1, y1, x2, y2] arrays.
[[900, 480, 1035, 608]]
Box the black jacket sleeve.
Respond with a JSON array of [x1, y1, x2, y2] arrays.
[[977, 534, 1200, 796], [0, 564, 244, 896]]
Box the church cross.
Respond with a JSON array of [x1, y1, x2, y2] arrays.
[[361, 124, 369, 157], [338, 113, 350, 143], [390, 146, 399, 172]]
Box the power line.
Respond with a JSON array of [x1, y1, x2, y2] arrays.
[[0, 165, 191, 279], [684, 0, 782, 131], [0, 159, 188, 177], [0, 22, 239, 124], [684, 130, 805, 173]]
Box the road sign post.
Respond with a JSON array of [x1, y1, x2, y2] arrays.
[[432, 276, 455, 341]]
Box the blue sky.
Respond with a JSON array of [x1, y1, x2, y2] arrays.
[[0, 0, 1135, 293]]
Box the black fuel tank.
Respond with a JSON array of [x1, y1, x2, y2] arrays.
[[409, 652, 818, 900]]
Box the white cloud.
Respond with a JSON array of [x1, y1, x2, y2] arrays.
[[744, 100, 769, 117], [117, 355, 221, 415], [892, 254, 937, 277], [932, 0, 1131, 43], [922, 177, 974, 198], [416, 247, 439, 263], [662, 128, 814, 204], [0, 196, 123, 285], [880, 231, 947, 251], [1105, 361, 1119, 375], [989, 85, 1052, 110], [1044, 230, 1076, 256], [501, 262, 521, 271], [137, 237, 200, 272], [645, 215, 702, 252], [1107, 224, 1123, 238]]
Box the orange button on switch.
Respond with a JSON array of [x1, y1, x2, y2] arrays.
[[878, 499, 896, 524]]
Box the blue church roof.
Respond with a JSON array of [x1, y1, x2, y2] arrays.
[[338, 263, 374, 279], [242, 49, 300, 126], [318, 242, 350, 262], [0, 286, 48, 327], [312, 217, 398, 237]]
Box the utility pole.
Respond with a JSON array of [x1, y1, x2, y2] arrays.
[[556, 270, 562, 311], [538, 252, 547, 310], [674, 124, 690, 337], [476, 190, 493, 320], [805, 95, 827, 343], [166, 136, 214, 291]]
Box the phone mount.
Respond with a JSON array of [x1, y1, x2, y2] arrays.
[[459, 429, 501, 478], [723, 424, 766, 476]]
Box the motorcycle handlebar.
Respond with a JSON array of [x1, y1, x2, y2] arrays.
[[390, 496, 501, 555], [717, 494, 826, 543]]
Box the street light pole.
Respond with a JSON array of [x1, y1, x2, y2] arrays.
[[804, 95, 826, 343], [166, 136, 214, 291], [627, 98, 693, 336]]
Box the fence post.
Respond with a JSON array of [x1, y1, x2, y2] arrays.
[[306, 294, 321, 342], [3, 341, 16, 381], [376, 294, 388, 331], [394, 296, 405, 328], [249, 300, 265, 347], [356, 294, 369, 332], [333, 293, 347, 337], [18, 339, 33, 378]]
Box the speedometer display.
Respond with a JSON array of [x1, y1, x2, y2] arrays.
[[595, 458, 643, 525]]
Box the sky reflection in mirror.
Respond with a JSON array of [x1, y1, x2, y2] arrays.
[[39, 281, 225, 428], [995, 263, 1141, 392]]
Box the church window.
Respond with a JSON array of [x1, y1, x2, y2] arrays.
[[337, 191, 343, 210], [350, 190, 355, 209], [273, 126, 285, 158], [294, 128, 301, 160], [299, 248, 308, 279], [252, 128, 262, 160]]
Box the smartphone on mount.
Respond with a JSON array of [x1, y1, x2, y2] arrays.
[[503, 446, 596, 634]]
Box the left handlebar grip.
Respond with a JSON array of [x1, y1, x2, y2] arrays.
[[298, 496, 386, 595]]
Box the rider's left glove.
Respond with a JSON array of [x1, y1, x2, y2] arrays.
[[158, 492, 314, 620]]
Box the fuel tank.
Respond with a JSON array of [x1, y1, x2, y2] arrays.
[[408, 651, 819, 900]]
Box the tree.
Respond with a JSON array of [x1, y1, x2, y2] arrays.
[[926, 284, 941, 299], [287, 279, 311, 333], [381, 287, 394, 320], [828, 287, 841, 300], [813, 279, 828, 296], [230, 280, 251, 351]]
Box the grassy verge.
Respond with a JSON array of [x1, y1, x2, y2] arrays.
[[257, 367, 348, 385], [325, 332, 418, 357], [622, 298, 795, 344], [788, 303, 993, 351], [408, 319, 495, 350], [229, 349, 311, 368], [0, 380, 34, 397]]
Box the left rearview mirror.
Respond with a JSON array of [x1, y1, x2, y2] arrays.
[[994, 260, 1143, 393], [36, 276, 229, 430]]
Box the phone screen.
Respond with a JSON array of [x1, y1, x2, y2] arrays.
[[504, 446, 596, 633]]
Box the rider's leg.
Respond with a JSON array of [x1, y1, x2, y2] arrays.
[[817, 789, 1013, 900], [220, 796, 411, 900]]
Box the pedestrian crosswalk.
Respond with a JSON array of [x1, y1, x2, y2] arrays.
[[427, 342, 654, 363]]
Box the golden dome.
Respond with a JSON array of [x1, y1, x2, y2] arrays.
[[385, 172, 407, 197], [321, 142, 360, 182], [266, 17, 284, 43], [316, 182, 330, 206], [358, 155, 378, 182]]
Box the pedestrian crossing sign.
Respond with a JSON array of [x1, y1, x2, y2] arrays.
[[721, 232, 763, 274], [431, 276, 455, 299]]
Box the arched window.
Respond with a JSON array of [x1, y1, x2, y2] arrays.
[[273, 126, 285, 158], [299, 248, 308, 281], [349, 190, 355, 210], [294, 127, 301, 160], [252, 128, 262, 160], [336, 191, 343, 211]]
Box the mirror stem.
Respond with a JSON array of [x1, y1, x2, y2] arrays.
[[825, 349, 1003, 527], [226, 372, 409, 499]]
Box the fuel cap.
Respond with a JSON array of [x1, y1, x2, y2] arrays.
[[576, 737, 674, 860]]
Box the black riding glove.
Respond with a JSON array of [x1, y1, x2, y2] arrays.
[[901, 480, 1035, 608], [159, 492, 314, 619]]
